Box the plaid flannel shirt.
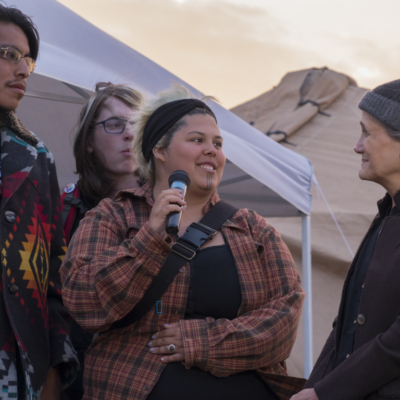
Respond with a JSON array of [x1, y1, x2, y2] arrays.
[[61, 184, 305, 400]]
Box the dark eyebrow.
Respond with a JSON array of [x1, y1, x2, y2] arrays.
[[187, 131, 223, 140], [187, 131, 205, 136]]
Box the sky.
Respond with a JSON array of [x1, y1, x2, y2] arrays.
[[57, 0, 400, 109]]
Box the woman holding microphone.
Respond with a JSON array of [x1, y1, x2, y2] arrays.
[[61, 84, 305, 400]]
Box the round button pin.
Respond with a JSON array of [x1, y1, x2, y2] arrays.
[[5, 211, 16, 223], [357, 314, 366, 325], [64, 183, 76, 194]]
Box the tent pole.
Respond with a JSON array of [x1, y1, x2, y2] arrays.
[[302, 214, 313, 378]]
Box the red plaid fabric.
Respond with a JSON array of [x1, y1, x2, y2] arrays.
[[61, 184, 305, 400]]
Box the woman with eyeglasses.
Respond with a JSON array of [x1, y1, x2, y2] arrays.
[[61, 81, 142, 400], [61, 84, 305, 400]]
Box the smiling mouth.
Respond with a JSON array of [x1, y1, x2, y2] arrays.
[[199, 164, 216, 171]]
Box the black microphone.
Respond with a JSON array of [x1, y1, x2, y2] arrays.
[[166, 170, 191, 235]]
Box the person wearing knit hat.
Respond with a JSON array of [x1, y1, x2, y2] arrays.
[[359, 79, 400, 134], [292, 79, 400, 400]]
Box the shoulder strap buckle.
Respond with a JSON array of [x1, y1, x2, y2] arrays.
[[64, 195, 82, 207], [171, 242, 196, 260], [182, 222, 216, 246], [192, 222, 217, 237], [170, 221, 217, 261]]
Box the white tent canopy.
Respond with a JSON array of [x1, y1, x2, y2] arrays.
[[13, 0, 312, 216], [12, 0, 314, 376]]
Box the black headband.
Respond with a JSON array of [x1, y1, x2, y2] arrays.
[[142, 98, 216, 162]]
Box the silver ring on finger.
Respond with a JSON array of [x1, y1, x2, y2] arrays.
[[168, 344, 176, 352]]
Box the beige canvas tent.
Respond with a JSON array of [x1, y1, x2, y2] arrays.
[[231, 67, 385, 377]]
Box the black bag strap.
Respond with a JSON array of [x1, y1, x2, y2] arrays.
[[64, 194, 90, 216], [61, 191, 75, 227], [107, 200, 238, 331], [62, 189, 91, 242]]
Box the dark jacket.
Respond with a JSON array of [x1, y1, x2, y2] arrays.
[[0, 111, 78, 398], [306, 191, 400, 400], [60, 185, 94, 400]]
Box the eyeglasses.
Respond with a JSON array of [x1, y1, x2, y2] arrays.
[[0, 46, 36, 73], [94, 117, 135, 134]]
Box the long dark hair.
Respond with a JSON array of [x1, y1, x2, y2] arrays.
[[0, 4, 39, 60], [73, 82, 142, 203]]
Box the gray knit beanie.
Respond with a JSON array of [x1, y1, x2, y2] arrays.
[[358, 79, 400, 131]]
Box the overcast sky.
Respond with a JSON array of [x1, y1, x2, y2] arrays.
[[58, 0, 400, 108]]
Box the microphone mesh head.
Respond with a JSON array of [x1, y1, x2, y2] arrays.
[[168, 170, 191, 187]]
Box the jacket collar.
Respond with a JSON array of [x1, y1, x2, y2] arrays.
[[0, 109, 38, 146], [115, 183, 154, 206], [377, 191, 400, 217], [393, 190, 400, 209]]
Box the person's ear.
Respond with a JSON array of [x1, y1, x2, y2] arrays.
[[87, 137, 94, 154], [153, 147, 166, 163]]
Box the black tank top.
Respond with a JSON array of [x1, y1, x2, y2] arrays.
[[147, 244, 279, 400]]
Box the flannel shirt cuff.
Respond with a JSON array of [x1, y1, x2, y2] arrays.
[[130, 222, 171, 261], [180, 319, 210, 370]]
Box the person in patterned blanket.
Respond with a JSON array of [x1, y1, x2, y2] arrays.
[[0, 5, 78, 400]]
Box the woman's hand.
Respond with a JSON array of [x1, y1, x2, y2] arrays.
[[148, 189, 186, 236], [148, 323, 185, 363], [41, 367, 61, 400], [290, 389, 319, 400]]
